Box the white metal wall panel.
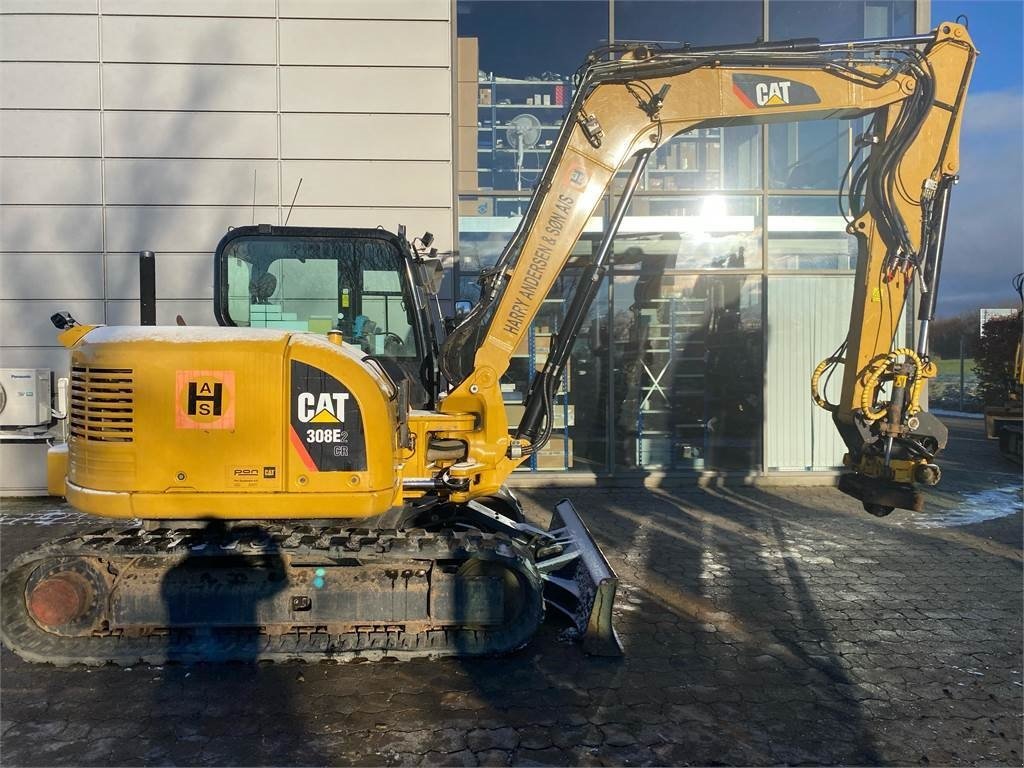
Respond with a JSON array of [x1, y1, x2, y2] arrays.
[[101, 0, 275, 17], [0, 14, 99, 62], [281, 114, 452, 160], [280, 0, 450, 20], [104, 112, 278, 158], [101, 16, 277, 65], [0, 300, 106, 347], [103, 206, 280, 253], [102, 64, 278, 111], [0, 207, 103, 252], [104, 253, 214, 300], [1, 5, 454, 494], [104, 159, 279, 205], [0, 254, 105, 300], [0, 348, 72, 375], [0, 1, 96, 12], [0, 63, 100, 109], [0, 159, 102, 205], [105, 299, 218, 327], [280, 19, 449, 66], [285, 207, 454, 248], [0, 111, 102, 157], [280, 67, 450, 113], [281, 161, 452, 207]]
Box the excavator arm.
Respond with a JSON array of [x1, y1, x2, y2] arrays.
[[438, 22, 976, 513]]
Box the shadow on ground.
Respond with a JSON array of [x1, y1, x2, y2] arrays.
[[1, 420, 1020, 766]]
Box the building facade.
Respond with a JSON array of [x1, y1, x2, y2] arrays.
[[455, 0, 926, 479], [0, 0, 926, 492]]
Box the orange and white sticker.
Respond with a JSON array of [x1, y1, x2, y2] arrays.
[[175, 370, 236, 430]]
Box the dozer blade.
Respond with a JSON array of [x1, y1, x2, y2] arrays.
[[538, 498, 622, 656]]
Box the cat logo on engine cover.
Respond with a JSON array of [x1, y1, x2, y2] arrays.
[[289, 361, 366, 472]]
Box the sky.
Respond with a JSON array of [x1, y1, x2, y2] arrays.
[[932, 0, 1024, 316]]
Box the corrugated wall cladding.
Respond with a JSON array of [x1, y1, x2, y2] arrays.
[[0, 0, 454, 493]]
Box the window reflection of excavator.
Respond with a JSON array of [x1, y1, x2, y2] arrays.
[[2, 23, 976, 665], [614, 244, 760, 472]]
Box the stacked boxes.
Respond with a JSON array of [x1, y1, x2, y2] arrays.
[[535, 437, 574, 469], [249, 304, 308, 331]]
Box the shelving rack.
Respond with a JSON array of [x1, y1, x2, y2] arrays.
[[633, 295, 708, 469], [475, 75, 573, 192]]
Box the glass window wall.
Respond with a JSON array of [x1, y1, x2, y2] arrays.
[[767, 196, 857, 271], [614, 195, 762, 271], [766, 0, 915, 194], [614, 0, 763, 47], [457, 1, 608, 79], [613, 126, 762, 194], [455, 0, 921, 475], [611, 273, 763, 471], [768, 0, 914, 41]]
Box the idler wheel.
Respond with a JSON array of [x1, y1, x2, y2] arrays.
[[27, 571, 94, 630]]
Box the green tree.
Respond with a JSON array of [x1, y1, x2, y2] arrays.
[[973, 312, 1023, 406], [929, 309, 980, 359]]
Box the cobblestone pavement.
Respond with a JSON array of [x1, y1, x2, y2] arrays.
[[1, 417, 1021, 766]]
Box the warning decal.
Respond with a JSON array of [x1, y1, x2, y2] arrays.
[[176, 370, 236, 430], [289, 360, 366, 472]]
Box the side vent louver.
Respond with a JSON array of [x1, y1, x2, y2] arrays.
[[69, 366, 135, 443]]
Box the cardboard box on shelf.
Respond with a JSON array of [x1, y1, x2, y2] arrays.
[[504, 403, 526, 427], [479, 87, 491, 105], [551, 404, 575, 429], [457, 37, 478, 83], [535, 436, 573, 469], [458, 197, 493, 217], [501, 386, 523, 403]]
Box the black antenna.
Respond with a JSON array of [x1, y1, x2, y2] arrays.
[[285, 177, 303, 226]]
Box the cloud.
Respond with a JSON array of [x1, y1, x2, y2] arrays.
[[937, 89, 1024, 316]]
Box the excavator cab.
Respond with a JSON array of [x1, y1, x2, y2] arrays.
[[213, 225, 444, 408]]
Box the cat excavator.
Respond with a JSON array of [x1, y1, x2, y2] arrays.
[[1, 22, 975, 665]]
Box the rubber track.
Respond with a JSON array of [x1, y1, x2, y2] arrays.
[[1, 523, 545, 666]]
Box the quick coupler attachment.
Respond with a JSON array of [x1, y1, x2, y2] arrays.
[[537, 498, 622, 656]]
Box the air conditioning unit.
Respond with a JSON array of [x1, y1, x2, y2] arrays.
[[0, 369, 52, 428]]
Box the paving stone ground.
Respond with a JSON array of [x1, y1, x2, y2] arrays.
[[1, 417, 1021, 766]]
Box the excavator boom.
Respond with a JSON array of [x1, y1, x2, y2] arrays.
[[441, 22, 976, 515]]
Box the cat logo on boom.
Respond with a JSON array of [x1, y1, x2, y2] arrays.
[[731, 74, 821, 109], [756, 81, 791, 106]]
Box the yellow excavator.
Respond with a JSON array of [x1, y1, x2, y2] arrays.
[[1, 22, 975, 664]]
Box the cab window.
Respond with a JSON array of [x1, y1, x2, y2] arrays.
[[222, 235, 418, 361]]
